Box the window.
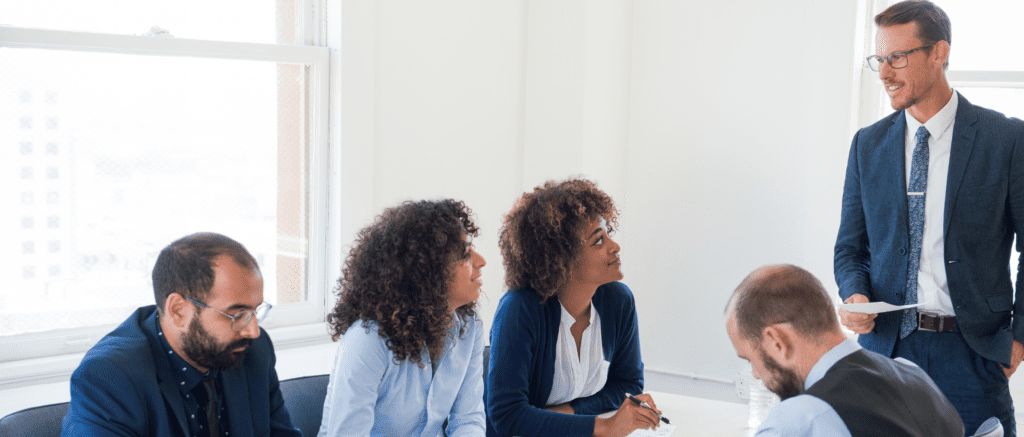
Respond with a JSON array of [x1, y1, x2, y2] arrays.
[[1, 0, 333, 367]]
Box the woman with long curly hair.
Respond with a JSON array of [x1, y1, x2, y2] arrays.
[[485, 178, 662, 437], [317, 199, 487, 436]]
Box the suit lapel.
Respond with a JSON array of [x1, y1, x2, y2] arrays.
[[143, 312, 190, 436], [944, 92, 979, 237], [885, 111, 910, 232], [222, 363, 255, 436]]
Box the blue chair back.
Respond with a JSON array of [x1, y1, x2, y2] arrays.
[[0, 402, 68, 437], [279, 374, 330, 437]]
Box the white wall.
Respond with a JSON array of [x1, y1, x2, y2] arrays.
[[0, 0, 872, 414], [625, 0, 861, 385], [337, 0, 862, 397], [337, 0, 638, 338]]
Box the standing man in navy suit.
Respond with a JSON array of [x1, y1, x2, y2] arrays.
[[835, 1, 1024, 435], [62, 233, 302, 436]]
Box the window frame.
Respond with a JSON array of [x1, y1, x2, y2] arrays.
[[855, 0, 1024, 130], [0, 21, 336, 387]]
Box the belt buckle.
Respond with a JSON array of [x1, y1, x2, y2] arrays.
[[917, 311, 938, 332]]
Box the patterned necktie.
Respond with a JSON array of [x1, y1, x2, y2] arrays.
[[202, 376, 220, 437], [899, 126, 930, 339]]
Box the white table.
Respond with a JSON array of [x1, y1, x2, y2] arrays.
[[634, 391, 752, 437]]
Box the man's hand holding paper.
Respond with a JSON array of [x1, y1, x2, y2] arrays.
[[838, 293, 878, 334]]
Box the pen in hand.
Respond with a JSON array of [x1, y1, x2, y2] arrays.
[[625, 393, 671, 424]]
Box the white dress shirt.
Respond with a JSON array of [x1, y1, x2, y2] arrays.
[[545, 301, 609, 406], [904, 90, 958, 316]]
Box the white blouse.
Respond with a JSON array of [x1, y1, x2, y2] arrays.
[[545, 301, 609, 406]]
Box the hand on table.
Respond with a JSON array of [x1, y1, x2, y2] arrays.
[[593, 393, 662, 437], [838, 293, 877, 334]]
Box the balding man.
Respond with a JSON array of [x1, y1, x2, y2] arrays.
[[62, 233, 301, 437], [725, 264, 963, 436]]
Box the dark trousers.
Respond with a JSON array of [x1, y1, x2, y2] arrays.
[[893, 329, 1015, 437]]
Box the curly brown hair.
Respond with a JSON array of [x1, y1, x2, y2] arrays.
[[327, 199, 479, 367], [498, 177, 619, 302]]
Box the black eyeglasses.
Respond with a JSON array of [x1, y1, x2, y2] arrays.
[[865, 44, 934, 71], [184, 296, 272, 331]]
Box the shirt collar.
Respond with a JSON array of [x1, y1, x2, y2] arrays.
[[155, 313, 217, 394], [559, 301, 597, 325], [803, 338, 862, 391], [905, 89, 958, 143]]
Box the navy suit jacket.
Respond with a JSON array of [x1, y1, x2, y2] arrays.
[[61, 305, 302, 437], [835, 92, 1024, 365]]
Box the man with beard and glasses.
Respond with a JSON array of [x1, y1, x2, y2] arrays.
[[62, 233, 301, 437], [725, 264, 963, 436]]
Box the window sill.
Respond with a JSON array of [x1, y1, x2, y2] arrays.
[[0, 322, 332, 390]]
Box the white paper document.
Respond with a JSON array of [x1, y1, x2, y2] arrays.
[[838, 301, 926, 314], [625, 423, 677, 437]]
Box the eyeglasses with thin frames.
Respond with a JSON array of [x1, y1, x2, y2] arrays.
[[865, 44, 934, 72], [184, 296, 272, 331]]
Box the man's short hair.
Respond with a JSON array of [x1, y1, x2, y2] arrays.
[[726, 264, 840, 342], [152, 232, 260, 311], [875, 0, 952, 69]]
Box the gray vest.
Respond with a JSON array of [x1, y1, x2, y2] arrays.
[[804, 349, 964, 437]]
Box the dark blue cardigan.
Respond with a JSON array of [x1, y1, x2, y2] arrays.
[[485, 282, 644, 437]]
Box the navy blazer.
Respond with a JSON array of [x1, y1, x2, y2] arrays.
[[835, 92, 1024, 365], [61, 305, 302, 437], [485, 282, 644, 437]]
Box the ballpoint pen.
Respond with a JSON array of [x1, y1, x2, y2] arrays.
[[625, 393, 671, 424]]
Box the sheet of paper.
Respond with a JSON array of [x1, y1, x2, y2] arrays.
[[625, 423, 676, 437], [838, 301, 926, 314]]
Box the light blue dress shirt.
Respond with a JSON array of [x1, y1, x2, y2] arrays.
[[755, 339, 862, 437], [317, 316, 485, 437]]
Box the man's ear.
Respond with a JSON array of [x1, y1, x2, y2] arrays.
[[932, 40, 950, 68], [761, 323, 797, 362], [163, 293, 194, 330]]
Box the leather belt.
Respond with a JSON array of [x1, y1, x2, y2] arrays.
[[917, 312, 956, 332]]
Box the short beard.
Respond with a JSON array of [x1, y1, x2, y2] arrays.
[[758, 348, 803, 401], [180, 314, 253, 371]]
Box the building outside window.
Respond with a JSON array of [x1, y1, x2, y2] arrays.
[[0, 0, 333, 375]]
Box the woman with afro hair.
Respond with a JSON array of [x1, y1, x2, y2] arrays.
[[318, 199, 487, 436], [485, 178, 662, 437]]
